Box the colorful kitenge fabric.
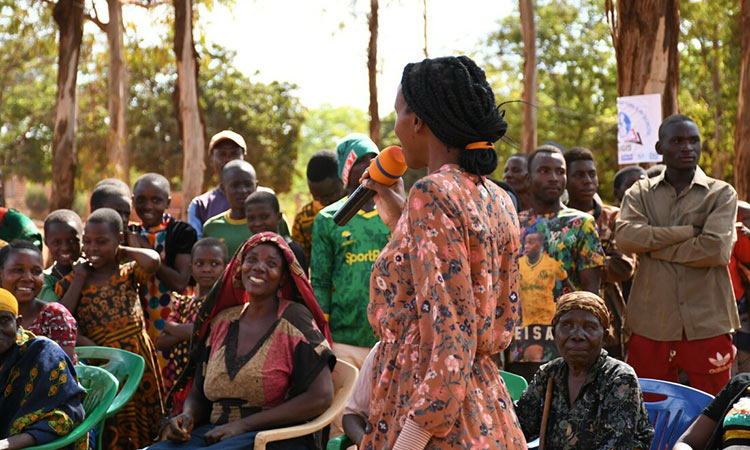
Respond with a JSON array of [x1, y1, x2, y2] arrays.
[[27, 302, 78, 363], [721, 396, 750, 448], [0, 335, 86, 449], [515, 350, 653, 450], [292, 200, 324, 263], [200, 300, 335, 426], [509, 206, 605, 364], [132, 214, 197, 368], [363, 164, 527, 449], [162, 292, 202, 413], [56, 263, 165, 450], [310, 197, 390, 348], [0, 207, 43, 250]]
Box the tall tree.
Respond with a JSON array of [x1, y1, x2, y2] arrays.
[[367, 0, 380, 146], [736, 0, 750, 200], [422, 0, 428, 57], [50, 0, 84, 210], [519, 0, 537, 153], [87, 0, 130, 182], [605, 0, 680, 117], [174, 0, 205, 218]]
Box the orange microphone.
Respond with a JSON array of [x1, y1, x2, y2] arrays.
[[333, 146, 407, 226]]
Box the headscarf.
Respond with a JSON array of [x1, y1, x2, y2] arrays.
[[196, 232, 331, 343], [0, 288, 18, 316], [551, 291, 610, 331], [336, 133, 379, 186]]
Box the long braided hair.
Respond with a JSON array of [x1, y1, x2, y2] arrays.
[[400, 55, 507, 175]]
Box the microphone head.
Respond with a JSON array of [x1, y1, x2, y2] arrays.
[[369, 146, 407, 186]]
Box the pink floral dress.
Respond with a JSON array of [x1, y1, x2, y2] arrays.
[[363, 164, 527, 449]]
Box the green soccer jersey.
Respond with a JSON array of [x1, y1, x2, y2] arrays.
[[310, 198, 391, 348], [202, 211, 252, 257]]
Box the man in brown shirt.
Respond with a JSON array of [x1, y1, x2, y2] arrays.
[[565, 147, 636, 359], [616, 114, 738, 395]]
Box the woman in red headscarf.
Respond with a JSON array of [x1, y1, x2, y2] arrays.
[[155, 232, 335, 450]]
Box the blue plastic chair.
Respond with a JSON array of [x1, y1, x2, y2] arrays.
[[638, 378, 714, 450]]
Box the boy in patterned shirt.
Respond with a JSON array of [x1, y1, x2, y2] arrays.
[[310, 134, 390, 368], [507, 145, 605, 380]]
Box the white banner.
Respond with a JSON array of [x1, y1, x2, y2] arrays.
[[617, 94, 663, 164]]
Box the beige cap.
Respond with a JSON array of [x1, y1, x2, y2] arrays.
[[209, 130, 247, 153]]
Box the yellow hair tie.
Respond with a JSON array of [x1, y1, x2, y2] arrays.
[[0, 288, 18, 316], [465, 141, 495, 151]]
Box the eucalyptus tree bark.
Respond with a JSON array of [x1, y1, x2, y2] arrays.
[[735, 0, 750, 200], [367, 0, 380, 146], [519, 0, 537, 153], [106, 0, 130, 183], [605, 0, 680, 117], [174, 0, 206, 219], [50, 0, 83, 210]]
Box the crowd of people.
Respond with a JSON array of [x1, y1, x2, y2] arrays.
[[0, 53, 748, 450]]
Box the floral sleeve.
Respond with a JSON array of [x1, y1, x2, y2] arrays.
[[404, 179, 477, 438]]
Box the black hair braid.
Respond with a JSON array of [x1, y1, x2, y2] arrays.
[[401, 56, 507, 175]]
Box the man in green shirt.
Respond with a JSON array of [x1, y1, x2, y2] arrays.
[[310, 134, 390, 369]]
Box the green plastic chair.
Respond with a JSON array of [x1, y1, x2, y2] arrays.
[[500, 370, 529, 402], [75, 346, 146, 450], [26, 365, 119, 450]]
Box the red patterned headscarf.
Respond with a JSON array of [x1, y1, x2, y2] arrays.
[[196, 232, 331, 344]]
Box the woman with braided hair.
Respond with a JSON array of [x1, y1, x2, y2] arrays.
[[360, 55, 526, 449]]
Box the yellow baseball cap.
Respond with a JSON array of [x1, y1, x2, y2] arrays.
[[209, 130, 247, 154]]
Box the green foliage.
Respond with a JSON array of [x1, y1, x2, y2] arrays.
[[482, 0, 619, 201], [0, 2, 57, 182], [25, 184, 49, 217]]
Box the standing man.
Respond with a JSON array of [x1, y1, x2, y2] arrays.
[[503, 153, 532, 212], [507, 144, 604, 380], [310, 134, 390, 369], [565, 147, 636, 358], [616, 114, 739, 395]]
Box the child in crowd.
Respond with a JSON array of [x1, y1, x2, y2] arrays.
[[0, 240, 78, 363], [245, 190, 308, 274], [39, 209, 83, 303], [202, 159, 257, 256], [55, 208, 165, 449], [90, 178, 133, 230], [128, 173, 197, 361], [156, 238, 227, 414], [292, 150, 346, 263], [732, 200, 750, 374]]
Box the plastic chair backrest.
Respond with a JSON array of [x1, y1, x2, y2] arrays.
[[326, 435, 353, 450], [639, 378, 714, 450], [26, 365, 119, 450], [500, 370, 529, 402], [75, 346, 145, 418]]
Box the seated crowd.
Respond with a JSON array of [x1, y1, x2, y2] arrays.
[[1, 57, 749, 450]]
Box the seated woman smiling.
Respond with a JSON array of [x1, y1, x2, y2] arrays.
[[154, 232, 335, 450], [515, 291, 654, 450], [0, 288, 86, 450]]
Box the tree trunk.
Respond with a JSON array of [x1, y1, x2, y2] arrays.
[[174, 0, 206, 219], [519, 0, 537, 153], [106, 0, 130, 183], [735, 0, 750, 201], [605, 0, 680, 117], [50, 0, 83, 210], [422, 0, 428, 58], [367, 0, 380, 146], [709, 38, 724, 179]]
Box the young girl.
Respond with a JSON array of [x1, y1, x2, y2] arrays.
[[156, 238, 227, 414], [56, 207, 165, 450], [129, 173, 197, 367], [39, 209, 83, 303], [0, 240, 78, 362]]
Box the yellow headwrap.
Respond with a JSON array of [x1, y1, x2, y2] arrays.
[[551, 291, 610, 331], [0, 288, 19, 316]]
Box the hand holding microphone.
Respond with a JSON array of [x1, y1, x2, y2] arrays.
[[333, 146, 407, 227]]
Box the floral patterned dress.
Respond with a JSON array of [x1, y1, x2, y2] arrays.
[[363, 164, 527, 449]]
